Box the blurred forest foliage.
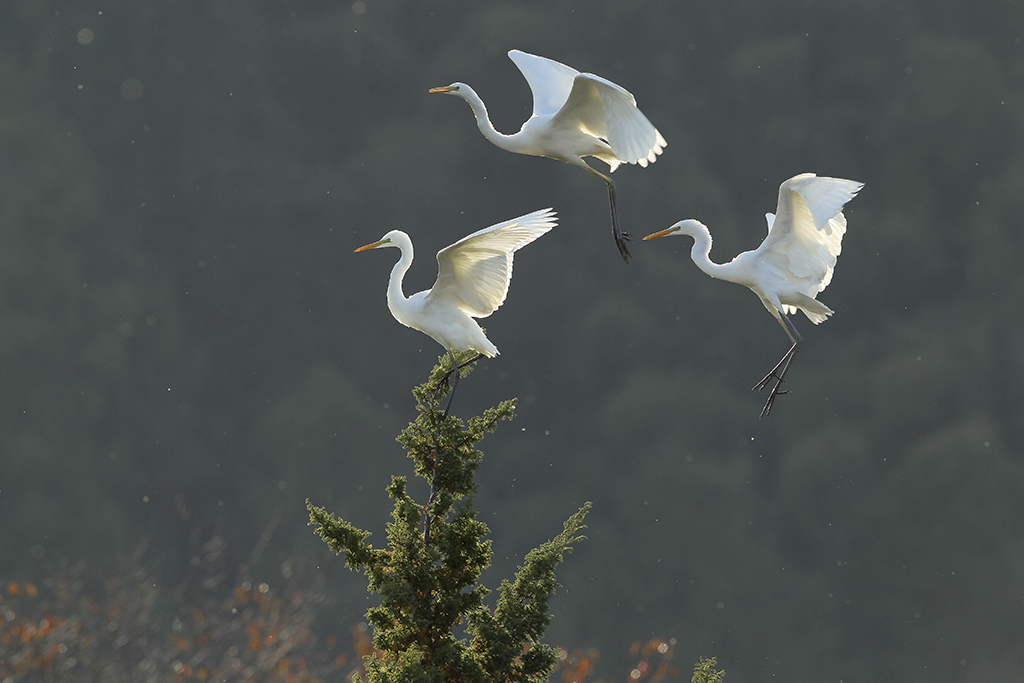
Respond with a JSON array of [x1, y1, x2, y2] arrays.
[[1, 0, 1023, 681]]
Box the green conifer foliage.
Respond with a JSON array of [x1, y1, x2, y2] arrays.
[[308, 351, 590, 683], [692, 656, 725, 683]]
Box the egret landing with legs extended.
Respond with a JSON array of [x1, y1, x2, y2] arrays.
[[643, 173, 864, 417]]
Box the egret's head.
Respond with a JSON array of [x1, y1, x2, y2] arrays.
[[429, 83, 464, 96], [642, 220, 704, 241], [354, 230, 402, 253]]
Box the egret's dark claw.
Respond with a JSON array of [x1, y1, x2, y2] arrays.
[[614, 234, 632, 263]]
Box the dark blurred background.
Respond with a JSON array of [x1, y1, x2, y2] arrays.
[[1, 1, 1022, 681]]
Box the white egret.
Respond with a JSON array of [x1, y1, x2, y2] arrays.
[[430, 49, 666, 263], [355, 208, 556, 415], [643, 173, 864, 417]]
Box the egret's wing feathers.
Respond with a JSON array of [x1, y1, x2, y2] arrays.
[[432, 208, 556, 318], [782, 174, 863, 234], [510, 50, 666, 167], [551, 77, 610, 138], [552, 73, 666, 167], [816, 212, 848, 289], [589, 75, 666, 167], [760, 174, 863, 294], [508, 50, 578, 118]]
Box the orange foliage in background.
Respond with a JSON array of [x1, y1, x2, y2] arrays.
[[554, 637, 680, 683], [1, 567, 678, 683], [0, 550, 361, 683]]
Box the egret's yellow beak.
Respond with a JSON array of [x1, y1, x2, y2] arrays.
[[429, 86, 453, 94], [354, 238, 388, 252], [642, 227, 678, 240]]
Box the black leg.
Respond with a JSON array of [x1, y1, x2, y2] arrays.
[[752, 313, 803, 418], [606, 178, 631, 263], [440, 350, 482, 418], [753, 343, 799, 417], [426, 350, 482, 542]]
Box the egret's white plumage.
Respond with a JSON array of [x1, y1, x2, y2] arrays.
[[643, 173, 864, 416], [430, 50, 665, 262], [354, 208, 557, 358]]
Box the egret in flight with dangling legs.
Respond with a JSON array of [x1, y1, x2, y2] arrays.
[[355, 208, 556, 416], [430, 50, 665, 263], [643, 173, 864, 417]]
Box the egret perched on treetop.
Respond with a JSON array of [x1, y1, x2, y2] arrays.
[[430, 49, 666, 263], [355, 208, 556, 415], [643, 173, 864, 417]]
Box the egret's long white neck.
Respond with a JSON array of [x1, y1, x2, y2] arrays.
[[678, 221, 740, 284], [386, 240, 414, 323], [454, 86, 529, 154]]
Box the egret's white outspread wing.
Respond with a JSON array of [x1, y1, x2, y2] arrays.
[[511, 51, 666, 169], [431, 208, 557, 318], [759, 173, 863, 294], [550, 73, 666, 169], [587, 75, 666, 167], [550, 78, 611, 140], [508, 50, 578, 118]]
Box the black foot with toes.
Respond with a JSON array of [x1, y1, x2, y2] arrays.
[[614, 234, 632, 263], [755, 378, 788, 418], [752, 345, 798, 418]]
